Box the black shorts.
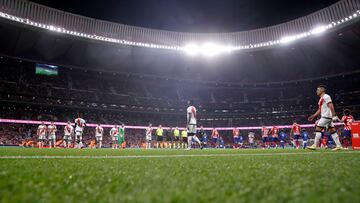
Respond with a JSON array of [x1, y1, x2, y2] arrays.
[[174, 136, 179, 141], [182, 137, 187, 142], [166, 135, 173, 142], [157, 136, 163, 141]]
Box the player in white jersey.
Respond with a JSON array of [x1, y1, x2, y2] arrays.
[[47, 122, 57, 148], [37, 121, 47, 148], [145, 124, 153, 149], [95, 124, 104, 148], [74, 116, 86, 149], [248, 132, 255, 148], [46, 122, 56, 148], [63, 121, 73, 148], [307, 85, 342, 151], [110, 125, 118, 149], [186, 100, 203, 150]]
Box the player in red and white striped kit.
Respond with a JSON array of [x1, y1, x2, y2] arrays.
[[232, 128, 240, 149], [341, 109, 355, 149], [211, 128, 219, 148], [37, 122, 47, 148], [290, 122, 301, 149], [63, 121, 73, 148], [270, 126, 279, 148]]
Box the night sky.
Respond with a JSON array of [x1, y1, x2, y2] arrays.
[[31, 0, 338, 32]]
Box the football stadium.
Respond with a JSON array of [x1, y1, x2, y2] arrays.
[[0, 0, 360, 202]]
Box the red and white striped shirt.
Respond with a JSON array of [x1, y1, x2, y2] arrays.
[[261, 127, 268, 138], [271, 126, 279, 138], [342, 115, 354, 131], [212, 129, 219, 138], [233, 128, 239, 138], [292, 124, 301, 135]]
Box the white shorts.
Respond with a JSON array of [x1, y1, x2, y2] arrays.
[[63, 134, 72, 140], [96, 136, 103, 142], [317, 117, 334, 129], [75, 130, 82, 135], [112, 136, 118, 141], [187, 124, 197, 134], [75, 131, 83, 141], [75, 127, 84, 132], [48, 135, 56, 140], [146, 136, 152, 142], [38, 135, 46, 140]]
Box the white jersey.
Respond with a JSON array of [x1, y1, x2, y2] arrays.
[[187, 105, 197, 125], [64, 124, 73, 136], [146, 127, 152, 139], [75, 118, 86, 131], [110, 127, 118, 137], [318, 94, 333, 118], [95, 126, 104, 137], [248, 132, 255, 143], [47, 125, 57, 136], [37, 125, 47, 136]]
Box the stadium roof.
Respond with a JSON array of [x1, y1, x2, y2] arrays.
[[0, 0, 360, 83], [1, 0, 359, 52], [30, 0, 338, 33]]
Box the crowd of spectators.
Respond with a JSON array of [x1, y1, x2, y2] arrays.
[[0, 57, 358, 147]]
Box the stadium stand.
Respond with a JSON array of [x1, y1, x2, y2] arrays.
[[0, 57, 359, 146]]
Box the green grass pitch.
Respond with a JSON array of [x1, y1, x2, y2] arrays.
[[0, 148, 360, 203]]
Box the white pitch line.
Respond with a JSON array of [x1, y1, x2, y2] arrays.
[[0, 151, 359, 159]]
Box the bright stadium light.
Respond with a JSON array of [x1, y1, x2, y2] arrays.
[[48, 25, 56, 31], [201, 43, 222, 57], [226, 45, 234, 53], [183, 43, 232, 57], [184, 43, 200, 55], [280, 35, 296, 44], [311, 25, 328, 34]]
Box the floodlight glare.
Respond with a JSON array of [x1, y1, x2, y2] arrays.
[[201, 43, 222, 57], [311, 25, 328, 34], [280, 36, 296, 44], [226, 45, 234, 53], [48, 25, 56, 31], [184, 44, 200, 55]]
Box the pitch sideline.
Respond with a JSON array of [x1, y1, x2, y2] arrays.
[[0, 151, 359, 159]]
